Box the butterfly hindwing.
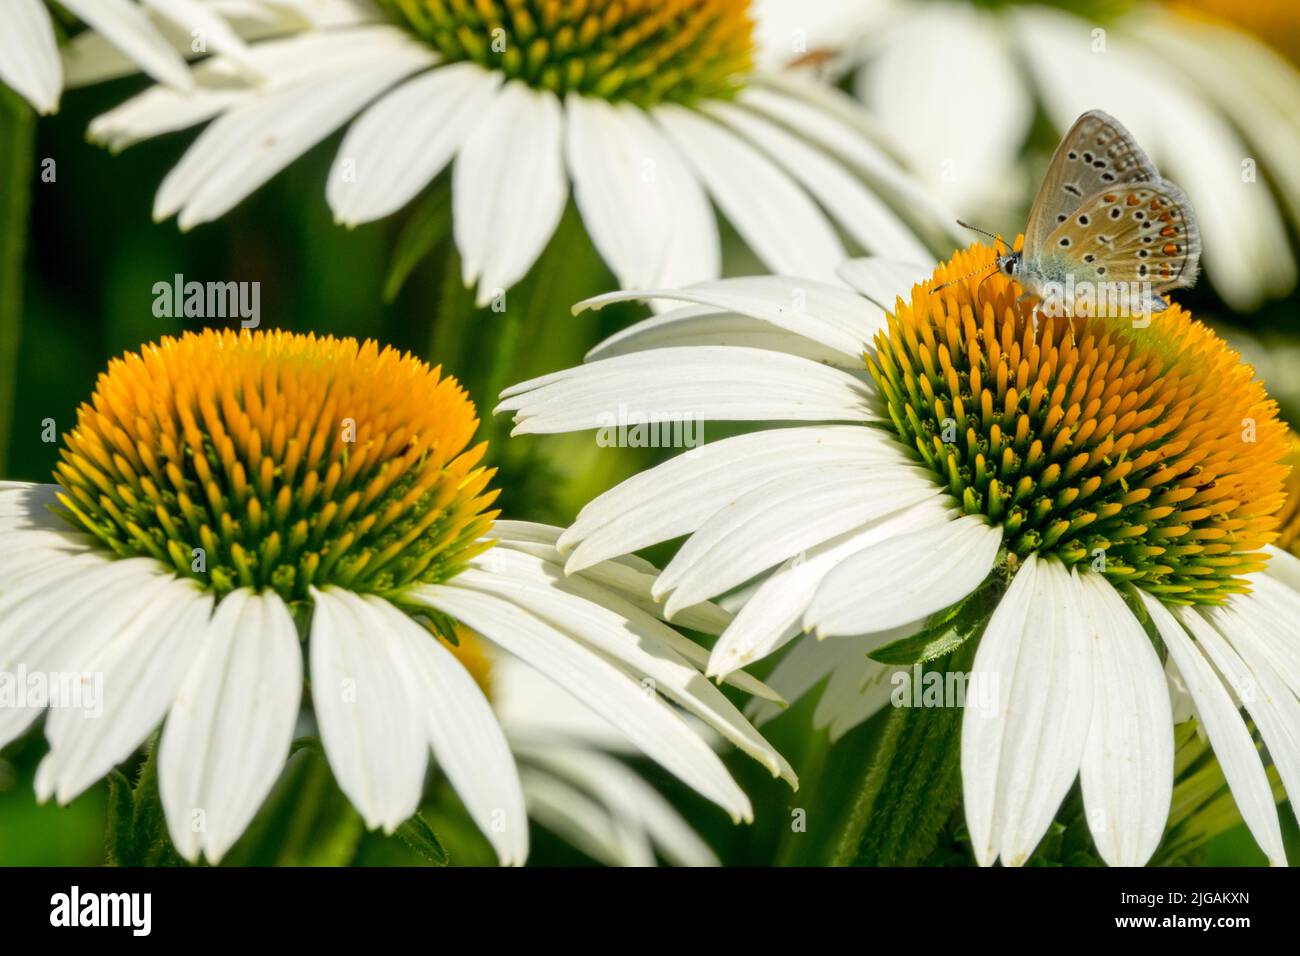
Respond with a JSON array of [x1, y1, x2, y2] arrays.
[[1041, 181, 1202, 292], [1024, 110, 1160, 254]]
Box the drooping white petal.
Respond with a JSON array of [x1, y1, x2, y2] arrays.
[[367, 596, 529, 866], [806, 514, 1002, 639], [0, 0, 61, 114], [654, 462, 940, 616], [576, 275, 888, 368], [961, 557, 1093, 867], [36, 579, 214, 804], [708, 498, 954, 678], [156, 32, 434, 227], [654, 103, 845, 283], [706, 100, 930, 262], [836, 258, 934, 311], [60, 0, 193, 92], [516, 766, 654, 866], [140, 0, 260, 76], [407, 583, 753, 821], [159, 589, 302, 863], [496, 346, 875, 435], [1140, 591, 1285, 866], [743, 75, 959, 235], [1075, 573, 1173, 867], [856, 4, 1032, 211], [814, 644, 900, 742], [329, 62, 500, 226], [454, 550, 795, 784], [1183, 604, 1300, 861], [745, 628, 888, 728], [565, 95, 719, 290], [554, 425, 907, 572], [454, 80, 567, 304], [517, 743, 718, 866], [308, 588, 427, 834]]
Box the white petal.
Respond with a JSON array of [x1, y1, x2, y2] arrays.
[[369, 595, 529, 866], [454, 81, 567, 304], [308, 588, 427, 833], [454, 551, 794, 784], [806, 514, 1001, 638], [158, 589, 302, 863], [497, 346, 875, 436], [157, 34, 434, 227], [708, 498, 954, 677], [654, 103, 844, 283], [555, 425, 906, 572], [656, 462, 940, 616], [836, 258, 935, 311], [585, 304, 852, 365], [36, 578, 214, 804], [329, 62, 500, 226], [1076, 573, 1173, 867], [518, 744, 718, 866], [1140, 591, 1285, 865], [407, 583, 753, 821], [1182, 604, 1298, 863], [566, 95, 719, 289], [60, 0, 192, 92], [856, 5, 1032, 211], [577, 275, 887, 367], [140, 0, 259, 76], [961, 557, 1093, 867], [705, 100, 930, 261], [0, 0, 61, 114], [743, 75, 959, 235]]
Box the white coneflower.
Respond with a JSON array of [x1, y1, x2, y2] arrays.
[[86, 0, 950, 303], [0, 329, 792, 865], [0, 0, 252, 114], [755, 0, 1300, 310], [452, 617, 723, 866], [499, 243, 1300, 867]]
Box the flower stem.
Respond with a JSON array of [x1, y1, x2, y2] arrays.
[[0, 88, 33, 475], [828, 641, 977, 866]]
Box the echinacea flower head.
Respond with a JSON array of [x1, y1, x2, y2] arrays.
[[88, 0, 948, 300], [0, 0, 250, 114], [500, 243, 1300, 867], [0, 329, 792, 865]]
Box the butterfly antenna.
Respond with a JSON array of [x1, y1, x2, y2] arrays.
[[930, 262, 998, 295], [956, 219, 1009, 255]]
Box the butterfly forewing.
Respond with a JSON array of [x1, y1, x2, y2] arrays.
[[1042, 181, 1202, 293], [1024, 110, 1160, 255]]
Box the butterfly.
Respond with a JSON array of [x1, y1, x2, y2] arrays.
[[992, 110, 1201, 319]]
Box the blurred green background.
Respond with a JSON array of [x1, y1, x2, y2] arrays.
[[2, 56, 1298, 865]]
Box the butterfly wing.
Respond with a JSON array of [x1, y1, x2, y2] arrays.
[[1025, 110, 1160, 256], [1041, 181, 1202, 295]]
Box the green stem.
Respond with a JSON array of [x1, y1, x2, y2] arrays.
[[0, 88, 34, 476], [828, 640, 978, 866]]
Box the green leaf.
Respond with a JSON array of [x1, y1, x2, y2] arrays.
[[103, 740, 189, 867], [867, 580, 1000, 666], [395, 814, 451, 866], [0, 87, 34, 474], [383, 179, 452, 303]]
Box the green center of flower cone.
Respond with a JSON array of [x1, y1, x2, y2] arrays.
[[53, 330, 498, 603], [872, 244, 1289, 604], [376, 0, 755, 106]]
